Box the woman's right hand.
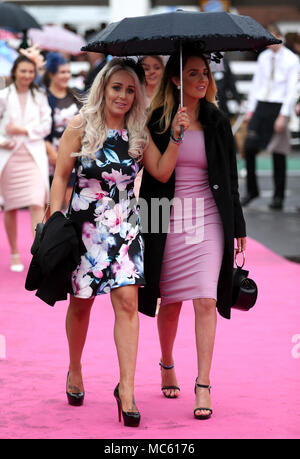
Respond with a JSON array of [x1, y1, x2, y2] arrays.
[[0, 138, 16, 150], [171, 106, 190, 138]]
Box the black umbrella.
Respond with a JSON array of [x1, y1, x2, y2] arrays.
[[0, 1, 41, 32], [82, 9, 281, 137], [82, 10, 280, 57]]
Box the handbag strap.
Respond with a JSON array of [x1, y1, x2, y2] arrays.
[[235, 250, 245, 268], [42, 174, 77, 223], [42, 202, 50, 224], [65, 183, 75, 218]]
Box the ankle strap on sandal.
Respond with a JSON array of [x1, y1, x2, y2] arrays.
[[159, 361, 174, 370], [196, 383, 211, 389], [195, 379, 211, 391]]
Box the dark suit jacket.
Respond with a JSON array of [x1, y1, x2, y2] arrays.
[[25, 211, 86, 306], [84, 59, 107, 91], [138, 100, 246, 320]]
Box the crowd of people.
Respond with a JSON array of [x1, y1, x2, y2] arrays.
[[0, 21, 299, 427]]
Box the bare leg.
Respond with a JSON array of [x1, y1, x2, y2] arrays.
[[193, 298, 217, 417], [4, 209, 19, 254], [29, 204, 45, 236], [66, 295, 94, 392], [157, 302, 182, 397], [110, 285, 139, 413]]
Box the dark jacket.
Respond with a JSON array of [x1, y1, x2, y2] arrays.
[[84, 59, 107, 91], [138, 100, 246, 320], [25, 211, 86, 306]]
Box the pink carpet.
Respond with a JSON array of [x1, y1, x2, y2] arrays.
[[0, 209, 299, 439]]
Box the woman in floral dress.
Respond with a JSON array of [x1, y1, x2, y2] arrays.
[[49, 58, 189, 426]]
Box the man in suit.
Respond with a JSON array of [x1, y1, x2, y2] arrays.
[[84, 52, 106, 91], [241, 24, 299, 210]]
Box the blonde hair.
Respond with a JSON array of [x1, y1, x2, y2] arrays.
[[149, 50, 218, 133], [76, 58, 148, 161]]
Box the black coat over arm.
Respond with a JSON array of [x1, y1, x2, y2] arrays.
[[138, 100, 246, 320]]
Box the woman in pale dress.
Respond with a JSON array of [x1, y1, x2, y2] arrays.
[[0, 51, 51, 271]]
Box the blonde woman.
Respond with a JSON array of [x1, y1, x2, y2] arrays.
[[138, 49, 247, 420], [50, 58, 189, 427]]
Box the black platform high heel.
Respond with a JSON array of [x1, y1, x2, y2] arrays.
[[66, 372, 85, 406], [113, 383, 140, 427], [194, 378, 213, 420]]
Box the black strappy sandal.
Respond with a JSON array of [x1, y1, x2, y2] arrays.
[[159, 361, 180, 399], [194, 379, 213, 420]]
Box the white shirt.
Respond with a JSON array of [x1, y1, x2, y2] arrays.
[[247, 46, 299, 117]]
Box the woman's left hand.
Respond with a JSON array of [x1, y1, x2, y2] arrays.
[[236, 237, 247, 253]]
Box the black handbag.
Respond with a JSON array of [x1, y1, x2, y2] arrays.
[[231, 251, 258, 311]]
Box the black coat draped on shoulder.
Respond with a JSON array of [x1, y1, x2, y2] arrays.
[[25, 211, 86, 306], [138, 99, 246, 320]]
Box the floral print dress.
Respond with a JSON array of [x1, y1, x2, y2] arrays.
[[69, 129, 145, 299]]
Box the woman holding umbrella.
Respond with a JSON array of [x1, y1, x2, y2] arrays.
[[49, 57, 189, 427], [138, 48, 247, 420]]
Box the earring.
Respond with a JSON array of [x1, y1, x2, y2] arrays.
[[177, 85, 181, 90]]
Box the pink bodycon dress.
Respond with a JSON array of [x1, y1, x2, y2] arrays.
[[159, 130, 224, 306]]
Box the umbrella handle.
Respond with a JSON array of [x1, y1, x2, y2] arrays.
[[180, 125, 184, 140], [178, 41, 184, 142]]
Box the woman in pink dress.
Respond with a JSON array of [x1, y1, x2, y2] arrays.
[[0, 51, 51, 271], [138, 48, 247, 419]]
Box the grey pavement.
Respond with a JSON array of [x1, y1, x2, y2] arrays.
[[238, 152, 300, 263]]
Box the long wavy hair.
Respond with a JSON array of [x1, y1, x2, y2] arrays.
[[149, 49, 218, 133], [77, 58, 148, 161]]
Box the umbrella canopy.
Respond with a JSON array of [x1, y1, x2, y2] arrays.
[[0, 2, 41, 32], [28, 25, 86, 56], [82, 10, 281, 56]]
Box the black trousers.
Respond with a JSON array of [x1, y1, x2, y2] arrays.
[[244, 102, 286, 199]]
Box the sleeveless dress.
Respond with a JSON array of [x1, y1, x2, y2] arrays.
[[69, 129, 145, 299], [1, 92, 47, 211], [159, 130, 224, 305]]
